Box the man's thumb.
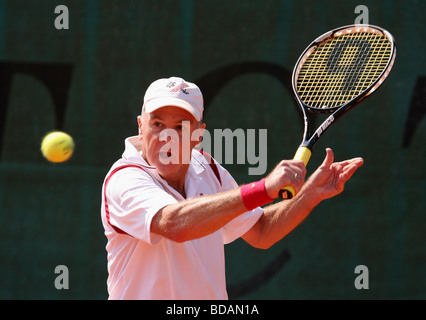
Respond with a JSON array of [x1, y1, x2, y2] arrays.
[[321, 148, 334, 168]]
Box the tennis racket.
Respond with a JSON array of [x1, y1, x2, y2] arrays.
[[279, 24, 396, 199]]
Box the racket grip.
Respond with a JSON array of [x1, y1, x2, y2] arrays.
[[279, 147, 312, 199], [294, 146, 312, 166]]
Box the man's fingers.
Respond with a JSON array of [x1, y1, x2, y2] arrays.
[[340, 161, 363, 180], [333, 160, 364, 193], [337, 157, 364, 167]]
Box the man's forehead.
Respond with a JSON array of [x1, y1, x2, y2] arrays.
[[147, 106, 198, 122]]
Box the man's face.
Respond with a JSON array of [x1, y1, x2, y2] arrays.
[[138, 106, 205, 180]]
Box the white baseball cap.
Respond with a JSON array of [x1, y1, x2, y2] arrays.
[[142, 77, 204, 121]]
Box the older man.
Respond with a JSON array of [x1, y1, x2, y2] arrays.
[[101, 76, 363, 299]]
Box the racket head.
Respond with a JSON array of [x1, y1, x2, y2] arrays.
[[292, 24, 396, 115]]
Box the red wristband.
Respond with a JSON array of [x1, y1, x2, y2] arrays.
[[240, 178, 274, 210]]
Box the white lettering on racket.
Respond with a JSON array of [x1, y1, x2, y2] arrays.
[[317, 115, 335, 138]]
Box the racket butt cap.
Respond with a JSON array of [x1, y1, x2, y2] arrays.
[[279, 186, 295, 199]]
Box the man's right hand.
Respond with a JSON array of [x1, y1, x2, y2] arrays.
[[264, 160, 307, 199]]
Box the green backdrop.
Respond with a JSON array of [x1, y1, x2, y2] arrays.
[[0, 0, 424, 299]]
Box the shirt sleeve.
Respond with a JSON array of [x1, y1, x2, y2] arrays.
[[105, 166, 177, 245], [217, 165, 264, 244]]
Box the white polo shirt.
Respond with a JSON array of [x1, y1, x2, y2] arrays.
[[101, 136, 263, 300]]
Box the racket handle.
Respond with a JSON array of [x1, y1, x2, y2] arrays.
[[279, 147, 312, 199], [293, 146, 312, 166]]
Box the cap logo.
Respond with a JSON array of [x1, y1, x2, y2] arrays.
[[166, 81, 176, 88], [170, 83, 189, 94]]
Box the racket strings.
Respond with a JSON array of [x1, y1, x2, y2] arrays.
[[342, 36, 371, 95], [297, 31, 392, 109], [322, 37, 365, 107], [327, 34, 372, 106]]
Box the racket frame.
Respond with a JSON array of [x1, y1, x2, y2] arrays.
[[279, 24, 396, 199]]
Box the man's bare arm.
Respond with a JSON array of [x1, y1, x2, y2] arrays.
[[151, 160, 306, 242], [151, 188, 248, 242]]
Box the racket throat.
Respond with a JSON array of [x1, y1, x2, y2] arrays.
[[316, 114, 335, 138]]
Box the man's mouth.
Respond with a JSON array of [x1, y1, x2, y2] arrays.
[[159, 151, 172, 158]]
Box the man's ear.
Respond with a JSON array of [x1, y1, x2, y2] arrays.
[[192, 122, 207, 148], [137, 115, 143, 136]]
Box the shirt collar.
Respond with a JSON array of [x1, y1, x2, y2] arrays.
[[122, 136, 153, 167]]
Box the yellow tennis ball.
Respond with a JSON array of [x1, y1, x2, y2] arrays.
[[41, 131, 75, 163]]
